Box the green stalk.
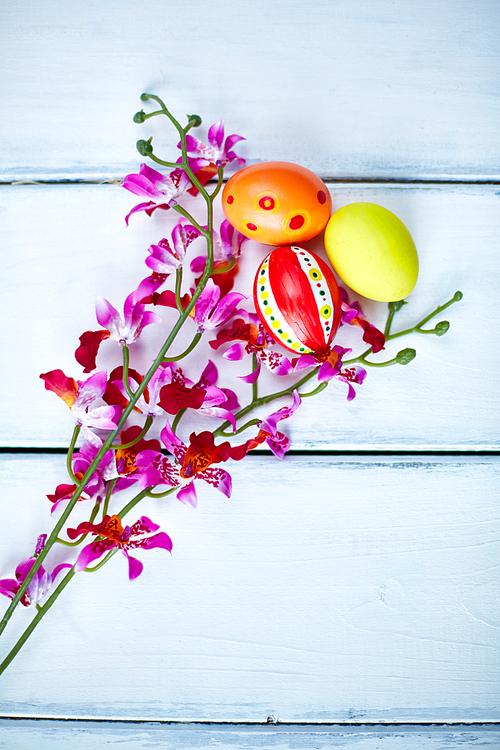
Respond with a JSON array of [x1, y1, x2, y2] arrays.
[[0, 108, 218, 641], [66, 424, 81, 483], [0, 568, 76, 676]]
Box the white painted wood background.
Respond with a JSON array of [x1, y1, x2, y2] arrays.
[[0, 1, 499, 748]]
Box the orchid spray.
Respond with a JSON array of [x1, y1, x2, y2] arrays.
[[0, 94, 463, 675]]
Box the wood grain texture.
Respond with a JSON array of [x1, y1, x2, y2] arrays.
[[1, 0, 499, 181], [0, 454, 498, 722], [1, 720, 499, 750], [0, 183, 497, 449]]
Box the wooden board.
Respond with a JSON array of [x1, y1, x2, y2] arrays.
[[1, 0, 499, 181], [1, 183, 498, 450], [1, 719, 499, 750], [0, 454, 498, 722]]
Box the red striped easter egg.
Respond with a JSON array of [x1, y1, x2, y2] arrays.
[[253, 246, 342, 355]]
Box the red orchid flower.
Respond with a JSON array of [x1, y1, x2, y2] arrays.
[[68, 515, 173, 580]]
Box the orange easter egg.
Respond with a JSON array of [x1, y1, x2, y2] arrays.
[[222, 161, 332, 246]]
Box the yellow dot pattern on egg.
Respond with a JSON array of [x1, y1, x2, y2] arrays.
[[309, 268, 323, 281]]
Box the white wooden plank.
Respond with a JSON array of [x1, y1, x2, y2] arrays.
[[0, 454, 498, 722], [0, 183, 497, 449], [1, 720, 499, 750], [1, 0, 499, 181]]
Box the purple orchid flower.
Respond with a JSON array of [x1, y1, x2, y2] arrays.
[[47, 430, 137, 514], [96, 291, 161, 345], [132, 222, 203, 305], [68, 515, 173, 581], [190, 220, 247, 277], [192, 278, 246, 332], [40, 369, 120, 434], [123, 164, 192, 225], [294, 346, 367, 401], [257, 390, 302, 459], [0, 535, 72, 607], [179, 120, 245, 169]]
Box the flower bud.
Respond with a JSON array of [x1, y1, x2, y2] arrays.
[[136, 139, 153, 157], [133, 110, 146, 123], [454, 291, 463, 302], [435, 320, 450, 336], [187, 114, 202, 128], [396, 348, 416, 365], [140, 93, 150, 102], [388, 300, 406, 313]]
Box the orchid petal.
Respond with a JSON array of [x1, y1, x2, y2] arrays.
[[177, 482, 198, 507]]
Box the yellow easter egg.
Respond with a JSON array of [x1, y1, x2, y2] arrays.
[[324, 203, 419, 301]]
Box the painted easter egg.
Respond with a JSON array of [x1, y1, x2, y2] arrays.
[[222, 161, 332, 246], [324, 202, 419, 301], [253, 246, 342, 355]]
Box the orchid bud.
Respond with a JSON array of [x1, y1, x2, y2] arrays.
[[396, 348, 416, 365], [187, 114, 202, 128], [454, 291, 463, 302], [133, 110, 146, 123], [388, 300, 406, 313], [435, 321, 450, 336], [136, 139, 153, 156]]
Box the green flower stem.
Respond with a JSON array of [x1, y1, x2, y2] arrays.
[[101, 478, 118, 520], [384, 300, 406, 337], [84, 548, 118, 573], [0, 116, 217, 643], [175, 267, 184, 313], [171, 203, 206, 235], [66, 424, 81, 483], [55, 501, 101, 547], [213, 367, 319, 438], [140, 94, 211, 203], [219, 418, 261, 438], [299, 381, 329, 398], [211, 256, 237, 274], [171, 409, 186, 434], [121, 343, 134, 398], [0, 567, 76, 677], [146, 486, 177, 499], [251, 353, 258, 402], [117, 487, 154, 518], [165, 331, 203, 362], [111, 416, 154, 450], [386, 291, 462, 341]]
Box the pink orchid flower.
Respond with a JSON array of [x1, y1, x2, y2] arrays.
[[0, 535, 72, 607], [68, 515, 172, 581], [40, 369, 120, 433], [132, 221, 203, 305], [190, 220, 247, 276], [47, 430, 138, 514], [192, 278, 246, 332], [179, 120, 245, 169], [135, 422, 238, 507], [257, 390, 302, 459], [96, 291, 161, 345], [339, 287, 386, 353], [209, 312, 294, 384], [294, 345, 367, 401], [76, 293, 162, 372], [123, 164, 192, 225]]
